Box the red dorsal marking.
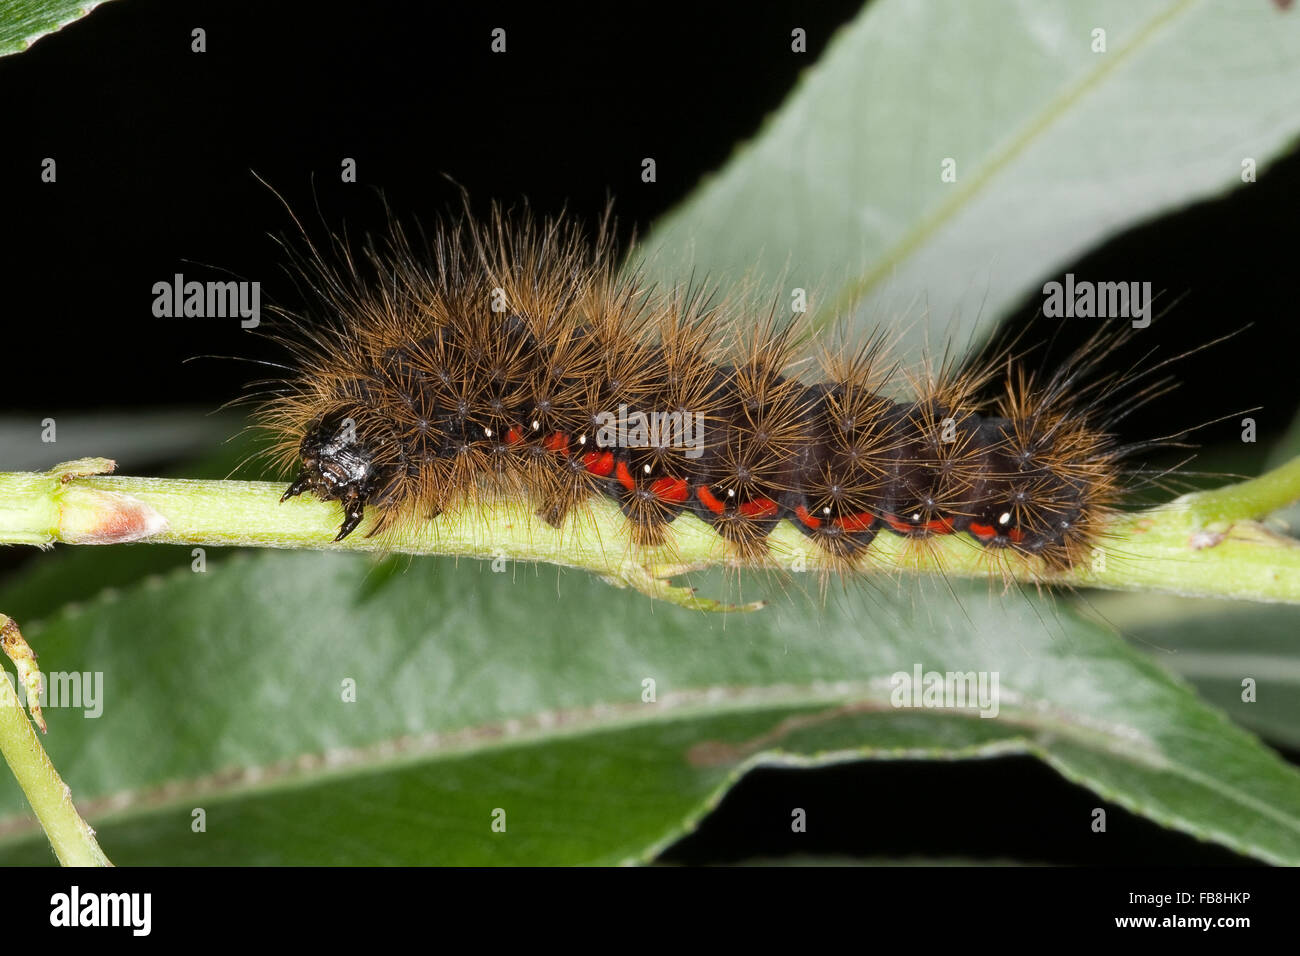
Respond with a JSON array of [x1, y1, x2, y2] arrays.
[[738, 497, 779, 519], [884, 514, 914, 534], [544, 432, 569, 454], [833, 510, 877, 533], [583, 450, 615, 477], [968, 521, 1020, 543], [696, 485, 726, 514], [884, 512, 951, 535], [615, 460, 637, 492], [650, 476, 689, 503], [506, 425, 524, 445], [794, 505, 821, 529]]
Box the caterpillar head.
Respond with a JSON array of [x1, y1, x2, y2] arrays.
[[281, 407, 401, 541]]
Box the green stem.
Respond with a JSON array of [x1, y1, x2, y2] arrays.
[[0, 615, 112, 867], [1174, 455, 1300, 525], [2, 457, 1300, 607]]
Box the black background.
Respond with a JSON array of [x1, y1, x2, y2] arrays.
[[2, 0, 1296, 866]]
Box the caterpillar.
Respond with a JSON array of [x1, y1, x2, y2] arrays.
[[254, 205, 1163, 583]]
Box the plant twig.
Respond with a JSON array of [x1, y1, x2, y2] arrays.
[[2, 457, 1300, 607], [0, 615, 112, 866]]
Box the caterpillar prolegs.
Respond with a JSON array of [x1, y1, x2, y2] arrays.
[[258, 210, 1133, 577]]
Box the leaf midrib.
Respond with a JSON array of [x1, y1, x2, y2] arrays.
[[0, 679, 1201, 841], [825, 0, 1200, 320]]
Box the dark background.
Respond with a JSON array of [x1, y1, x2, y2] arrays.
[[2, 0, 1295, 865]]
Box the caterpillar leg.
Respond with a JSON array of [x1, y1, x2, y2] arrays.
[[280, 473, 369, 541]]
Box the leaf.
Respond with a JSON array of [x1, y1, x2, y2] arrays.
[[0, 411, 239, 474], [0, 552, 1297, 865], [1098, 592, 1300, 752], [0, 0, 116, 58], [637, 0, 1300, 363]]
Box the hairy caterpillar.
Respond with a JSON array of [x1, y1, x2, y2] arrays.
[[253, 205, 1173, 584]]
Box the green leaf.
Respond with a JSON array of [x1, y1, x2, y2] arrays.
[[0, 411, 239, 474], [1099, 593, 1300, 752], [0, 0, 116, 58], [638, 0, 1300, 363], [0, 552, 1297, 865]]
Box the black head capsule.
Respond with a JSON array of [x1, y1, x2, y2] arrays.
[[282, 408, 391, 540]]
